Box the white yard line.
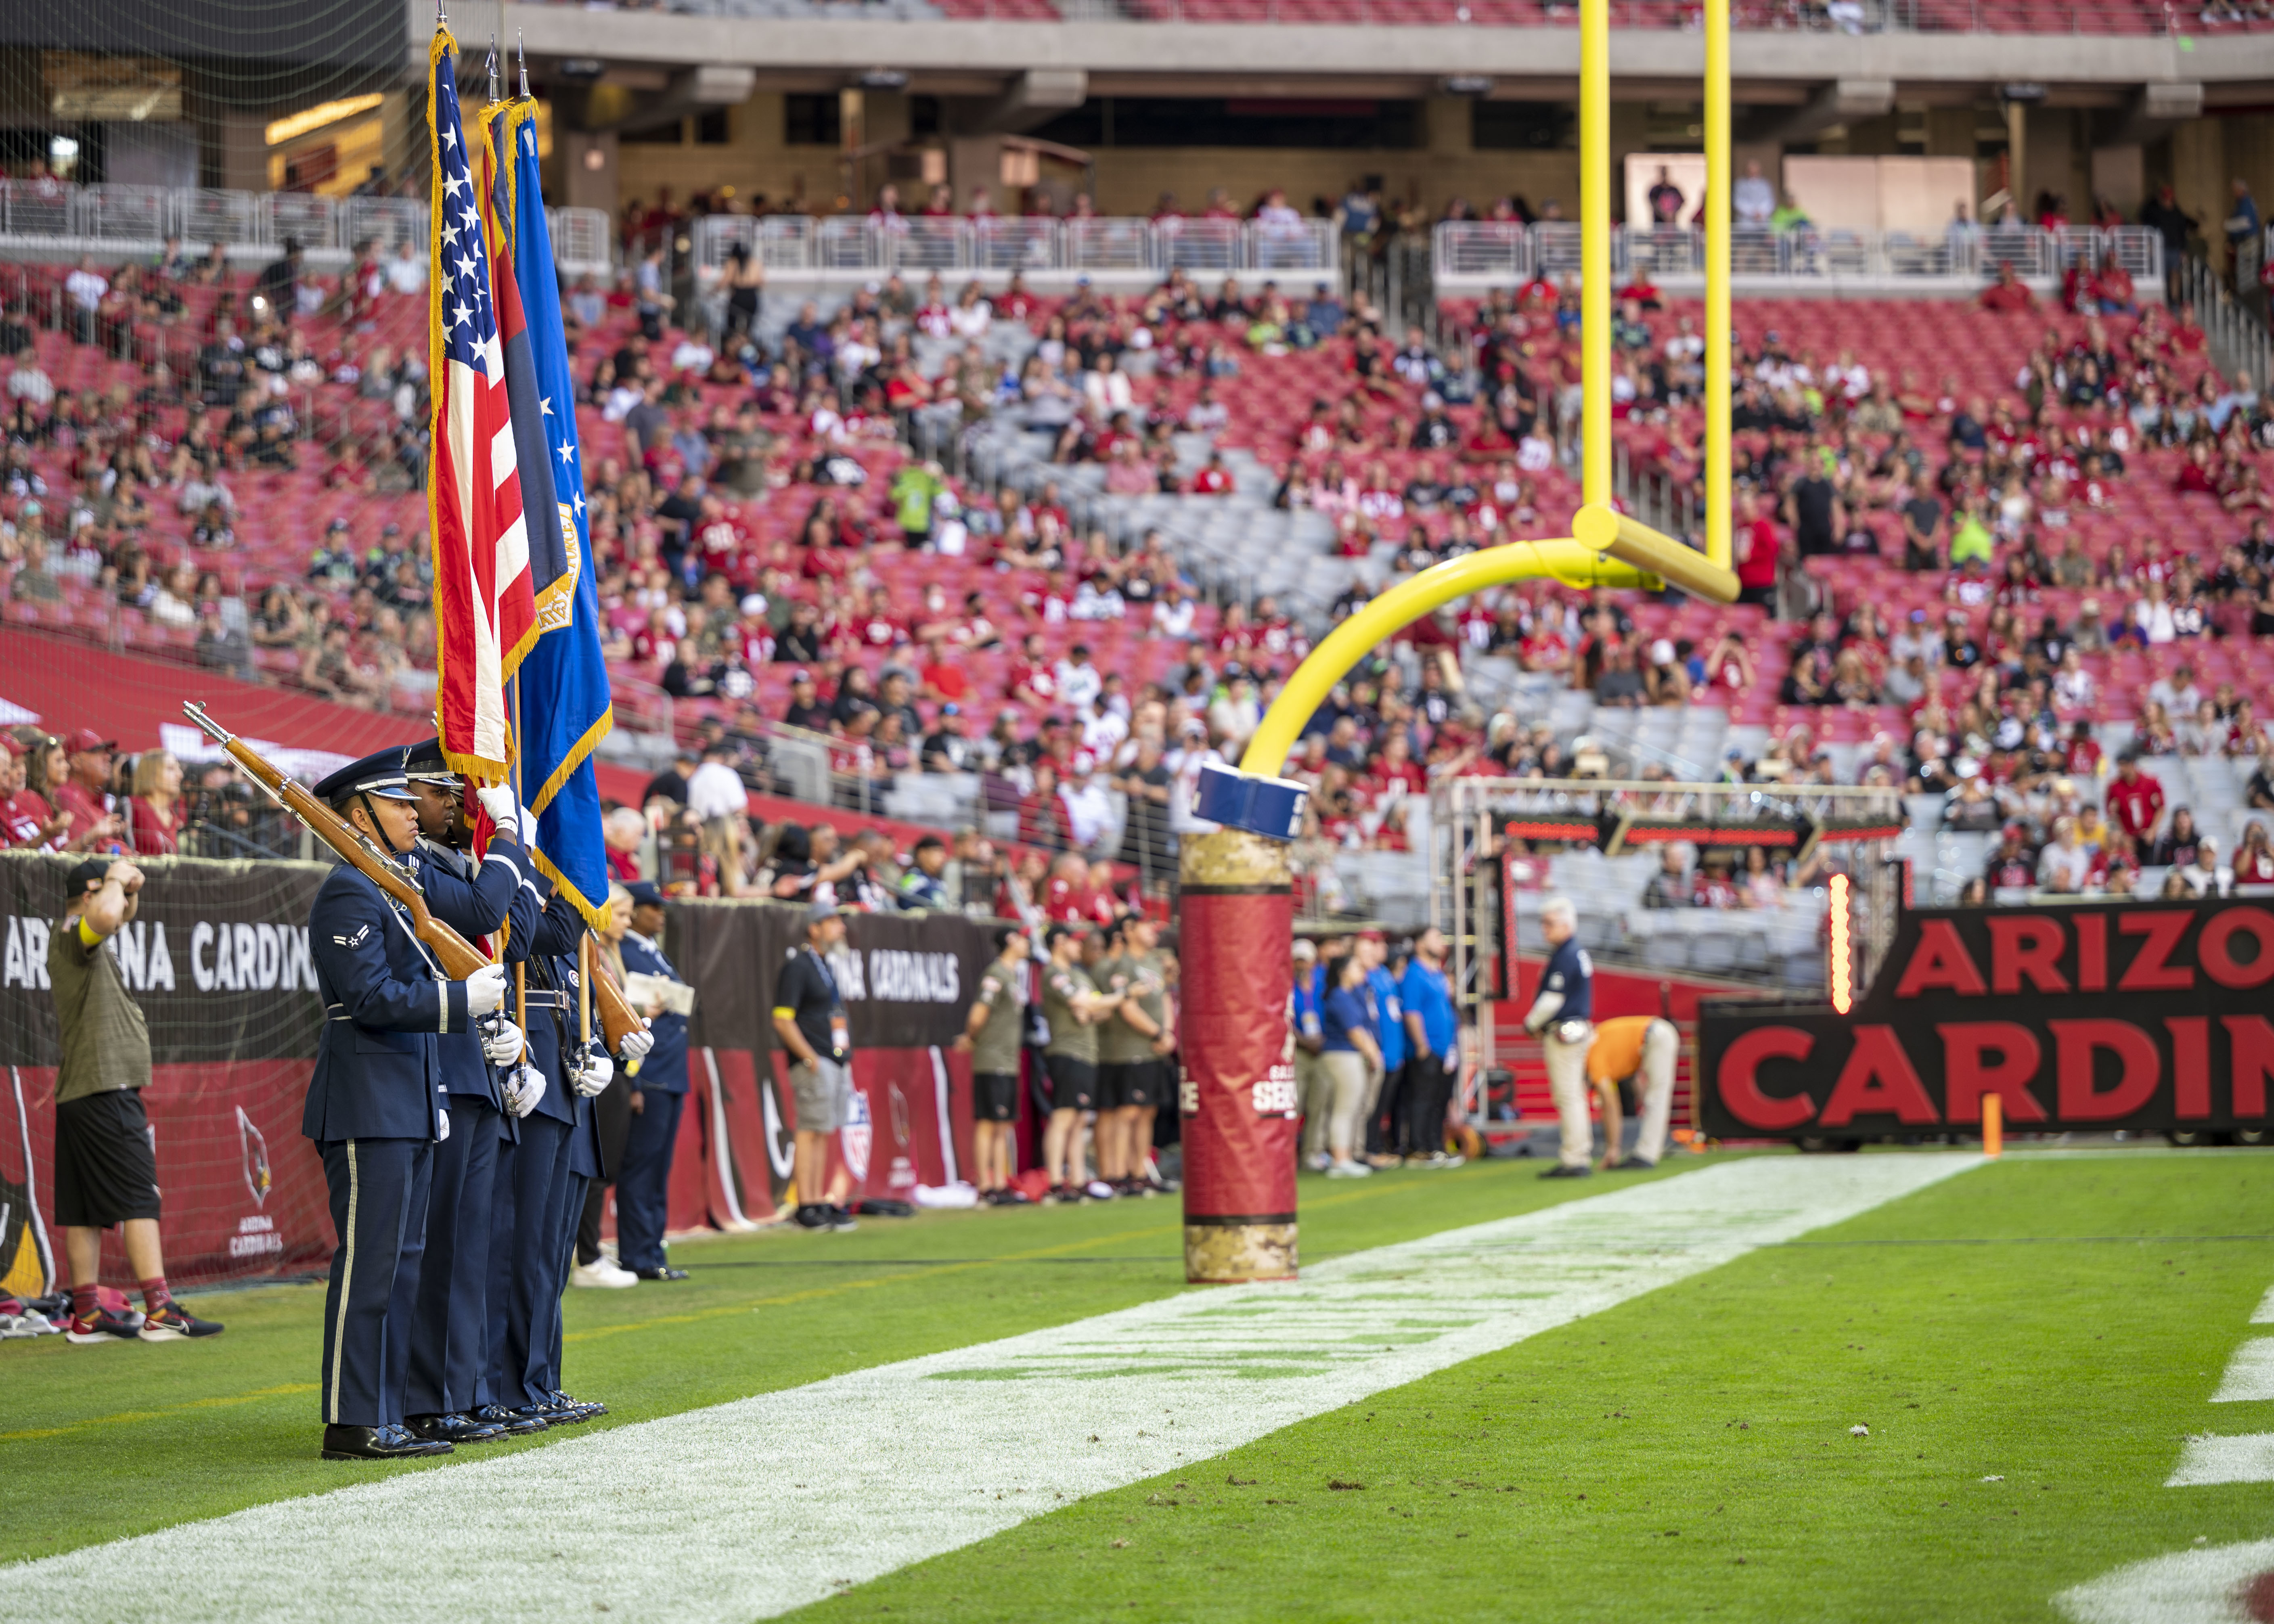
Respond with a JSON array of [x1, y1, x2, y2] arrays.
[[6, 1154, 1977, 1624], [2252, 1286, 2274, 1326], [2210, 1338, 2274, 1404], [2056, 1538, 2274, 1624], [2167, 1434, 2274, 1488]]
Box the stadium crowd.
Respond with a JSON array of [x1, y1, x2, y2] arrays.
[[6, 167, 2274, 925]]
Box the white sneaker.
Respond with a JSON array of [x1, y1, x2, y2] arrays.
[[1325, 1159, 1373, 1178], [569, 1258, 639, 1289], [1305, 1151, 1332, 1172]]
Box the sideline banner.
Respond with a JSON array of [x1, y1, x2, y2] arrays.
[[1699, 895, 2274, 1139], [669, 900, 991, 1228]]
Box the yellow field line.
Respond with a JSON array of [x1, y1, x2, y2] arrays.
[[0, 1383, 319, 1445]]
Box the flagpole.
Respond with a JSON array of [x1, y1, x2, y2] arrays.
[[513, 670, 527, 1046]]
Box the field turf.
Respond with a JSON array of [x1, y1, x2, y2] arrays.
[[4, 1148, 2270, 1623]]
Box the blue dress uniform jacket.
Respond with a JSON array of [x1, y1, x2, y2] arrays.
[[303, 860, 467, 1430], [400, 829, 538, 1420], [406, 830, 542, 1103], [614, 928, 690, 1272], [304, 864, 471, 1143], [617, 931, 689, 1096]]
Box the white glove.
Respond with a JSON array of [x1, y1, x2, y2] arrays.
[[618, 1022, 655, 1062], [438, 1108, 451, 1142], [465, 963, 508, 1017], [473, 785, 519, 839], [573, 1051, 614, 1098], [503, 1061, 547, 1119], [481, 1017, 524, 1065]]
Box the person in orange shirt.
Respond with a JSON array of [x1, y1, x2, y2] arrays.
[[1585, 1014, 1679, 1171]]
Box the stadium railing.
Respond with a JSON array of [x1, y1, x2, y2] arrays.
[[1433, 220, 2164, 291], [0, 180, 616, 278], [688, 213, 1340, 283]]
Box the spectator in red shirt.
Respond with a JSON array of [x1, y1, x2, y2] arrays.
[[124, 749, 184, 857], [1018, 761, 1074, 851], [1978, 263, 2038, 314], [1, 732, 66, 850], [1040, 849, 1089, 921], [49, 728, 123, 853], [1734, 491, 1780, 608], [2104, 755, 2167, 844]]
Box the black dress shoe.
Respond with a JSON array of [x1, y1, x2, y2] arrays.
[[321, 1423, 451, 1461], [506, 1404, 557, 1429], [546, 1389, 607, 1421], [471, 1403, 547, 1435], [407, 1412, 506, 1444], [632, 1265, 688, 1281]]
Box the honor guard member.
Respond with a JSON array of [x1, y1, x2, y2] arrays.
[[1585, 1014, 1678, 1171], [1522, 898, 1596, 1178], [305, 748, 511, 1461], [394, 740, 539, 1445], [774, 900, 860, 1232], [490, 883, 613, 1427], [614, 882, 691, 1280], [957, 926, 1030, 1205]]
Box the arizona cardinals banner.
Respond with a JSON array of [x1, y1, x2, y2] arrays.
[[425, 28, 536, 783], [1700, 893, 2274, 1139]]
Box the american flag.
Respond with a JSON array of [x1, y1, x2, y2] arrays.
[[425, 29, 536, 782]]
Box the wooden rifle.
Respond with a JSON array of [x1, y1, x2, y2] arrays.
[[182, 701, 493, 980], [186, 701, 647, 1056]]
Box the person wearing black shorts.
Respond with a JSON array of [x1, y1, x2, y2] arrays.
[[1093, 916, 1172, 1193], [49, 857, 221, 1343], [1039, 923, 1124, 1202], [956, 927, 1030, 1204]]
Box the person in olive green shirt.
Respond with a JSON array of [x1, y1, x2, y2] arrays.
[[1039, 923, 1124, 1202], [955, 927, 1030, 1205], [1094, 915, 1174, 1195], [49, 856, 221, 1342]]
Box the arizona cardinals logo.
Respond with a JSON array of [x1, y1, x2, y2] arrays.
[[886, 1082, 911, 1149], [840, 1089, 873, 1184], [236, 1106, 270, 1208]]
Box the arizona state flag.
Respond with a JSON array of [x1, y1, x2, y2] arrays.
[[483, 96, 614, 927], [425, 29, 535, 781]]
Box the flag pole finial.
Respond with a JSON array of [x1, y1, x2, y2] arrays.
[[435, 0, 446, 27], [517, 31, 530, 98], [486, 33, 500, 105]]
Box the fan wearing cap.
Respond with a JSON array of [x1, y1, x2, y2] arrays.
[[390, 740, 542, 1446], [302, 747, 512, 1460], [47, 854, 224, 1347], [48, 728, 125, 853], [773, 899, 861, 1231], [613, 882, 692, 1279]]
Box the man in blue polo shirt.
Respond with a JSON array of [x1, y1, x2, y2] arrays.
[[1399, 925, 1462, 1168], [1361, 930, 1406, 1167]]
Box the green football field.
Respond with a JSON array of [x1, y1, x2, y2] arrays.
[[4, 1148, 2271, 1623]]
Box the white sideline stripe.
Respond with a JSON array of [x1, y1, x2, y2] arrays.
[[2210, 1338, 2274, 1404], [2166, 1434, 2274, 1487], [6, 1155, 1976, 1623], [2056, 1537, 2274, 1623], [2252, 1285, 2274, 1325]]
